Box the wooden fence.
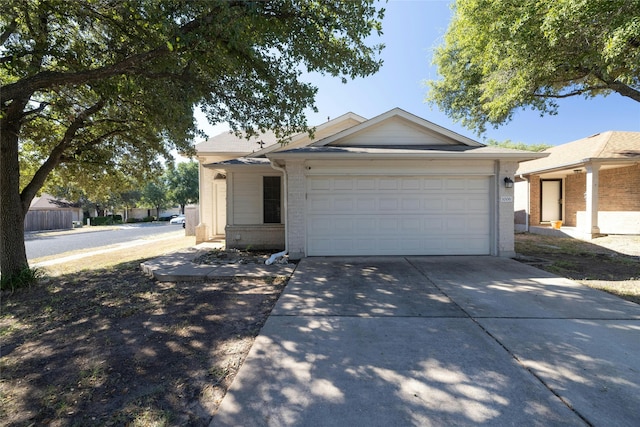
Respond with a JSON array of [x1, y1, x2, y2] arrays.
[[25, 210, 73, 232]]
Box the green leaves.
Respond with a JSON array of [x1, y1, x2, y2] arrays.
[[427, 0, 640, 134], [165, 161, 199, 209], [0, 0, 384, 276]]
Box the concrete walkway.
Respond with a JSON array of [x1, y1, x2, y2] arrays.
[[212, 256, 640, 427], [140, 242, 295, 281]]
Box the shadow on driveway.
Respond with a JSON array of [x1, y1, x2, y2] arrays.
[[213, 256, 640, 427]]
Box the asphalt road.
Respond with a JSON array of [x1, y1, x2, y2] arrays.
[[25, 223, 185, 260]]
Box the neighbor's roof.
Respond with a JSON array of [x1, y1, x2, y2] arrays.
[[195, 130, 279, 154], [518, 131, 640, 175], [30, 193, 77, 209]]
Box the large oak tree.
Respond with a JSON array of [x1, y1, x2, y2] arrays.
[[428, 0, 640, 133], [0, 1, 384, 280]]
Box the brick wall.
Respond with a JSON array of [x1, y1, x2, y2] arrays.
[[498, 160, 518, 257], [529, 175, 541, 225], [225, 224, 285, 250], [564, 173, 586, 227], [529, 164, 640, 227], [286, 160, 306, 259], [598, 164, 640, 210]]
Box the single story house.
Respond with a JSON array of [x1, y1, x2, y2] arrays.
[[515, 131, 640, 238], [196, 129, 282, 237], [196, 108, 545, 258]]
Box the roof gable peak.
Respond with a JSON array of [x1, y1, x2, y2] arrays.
[[311, 108, 482, 148]]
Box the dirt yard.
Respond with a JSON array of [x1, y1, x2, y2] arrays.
[[0, 261, 288, 426], [514, 233, 640, 304], [1, 235, 638, 425]]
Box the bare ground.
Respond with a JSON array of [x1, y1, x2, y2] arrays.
[[1, 261, 288, 426], [514, 233, 640, 304]]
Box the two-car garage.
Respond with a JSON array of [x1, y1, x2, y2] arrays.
[[305, 173, 493, 256]]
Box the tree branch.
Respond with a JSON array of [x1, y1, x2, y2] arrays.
[[20, 101, 50, 120], [1, 4, 236, 103], [532, 85, 611, 99], [0, 18, 17, 45], [20, 99, 106, 213]]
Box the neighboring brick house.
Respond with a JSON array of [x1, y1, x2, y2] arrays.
[[196, 108, 543, 258], [516, 131, 640, 238]]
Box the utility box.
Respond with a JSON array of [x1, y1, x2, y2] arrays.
[[184, 205, 199, 236]]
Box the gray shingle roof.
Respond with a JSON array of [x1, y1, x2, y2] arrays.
[[195, 130, 279, 154]]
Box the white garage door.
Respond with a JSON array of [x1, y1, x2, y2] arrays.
[[306, 176, 491, 256]]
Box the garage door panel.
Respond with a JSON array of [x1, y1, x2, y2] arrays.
[[306, 176, 491, 256], [423, 178, 443, 190], [401, 178, 421, 190], [379, 178, 399, 190], [445, 198, 466, 210], [445, 178, 467, 190], [334, 198, 354, 212], [356, 178, 376, 190], [401, 198, 421, 210], [468, 197, 489, 211], [356, 198, 376, 210]]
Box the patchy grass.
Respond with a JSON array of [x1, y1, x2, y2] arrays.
[[31, 235, 196, 277], [1, 231, 287, 425], [515, 233, 640, 304], [0, 260, 288, 425]]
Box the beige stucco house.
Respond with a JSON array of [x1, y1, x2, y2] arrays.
[[196, 108, 545, 258], [516, 131, 640, 238]]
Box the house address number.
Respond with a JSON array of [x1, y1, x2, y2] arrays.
[[500, 196, 513, 203]]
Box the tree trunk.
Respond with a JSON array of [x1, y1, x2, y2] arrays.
[[0, 115, 29, 278]]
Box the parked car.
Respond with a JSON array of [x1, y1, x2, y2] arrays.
[[169, 214, 185, 226]]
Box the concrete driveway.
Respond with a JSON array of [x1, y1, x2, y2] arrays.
[[212, 257, 640, 427]]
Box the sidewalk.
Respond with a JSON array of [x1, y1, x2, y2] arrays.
[[140, 242, 296, 282]]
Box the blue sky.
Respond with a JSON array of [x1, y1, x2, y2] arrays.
[[196, 0, 640, 147]]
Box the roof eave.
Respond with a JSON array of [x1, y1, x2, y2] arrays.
[[519, 156, 640, 176], [267, 151, 548, 161]]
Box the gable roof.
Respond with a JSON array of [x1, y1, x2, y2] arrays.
[[204, 108, 549, 168], [196, 112, 367, 157], [195, 130, 279, 155], [30, 194, 78, 210], [310, 108, 483, 148], [246, 112, 367, 158], [518, 131, 640, 175]]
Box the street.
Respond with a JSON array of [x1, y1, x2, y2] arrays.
[[25, 223, 185, 261]]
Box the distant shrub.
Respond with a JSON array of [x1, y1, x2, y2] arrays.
[[90, 216, 110, 226], [142, 216, 155, 222]]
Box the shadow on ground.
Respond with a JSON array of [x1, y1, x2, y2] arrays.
[[0, 261, 286, 426]]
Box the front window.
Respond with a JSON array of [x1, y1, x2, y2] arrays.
[[263, 176, 281, 223]]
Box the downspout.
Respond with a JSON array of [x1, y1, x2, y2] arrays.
[[519, 174, 530, 233], [266, 160, 288, 264]]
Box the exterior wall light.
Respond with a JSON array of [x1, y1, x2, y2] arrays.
[[503, 177, 514, 188]]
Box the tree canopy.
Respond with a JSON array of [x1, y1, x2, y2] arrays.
[[485, 139, 551, 153], [427, 0, 640, 134], [0, 0, 384, 281], [166, 162, 199, 213]]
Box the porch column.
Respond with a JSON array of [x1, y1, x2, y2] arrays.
[[584, 163, 601, 238], [195, 162, 209, 243]]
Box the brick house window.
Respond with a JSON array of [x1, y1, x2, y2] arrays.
[[263, 176, 281, 223]]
